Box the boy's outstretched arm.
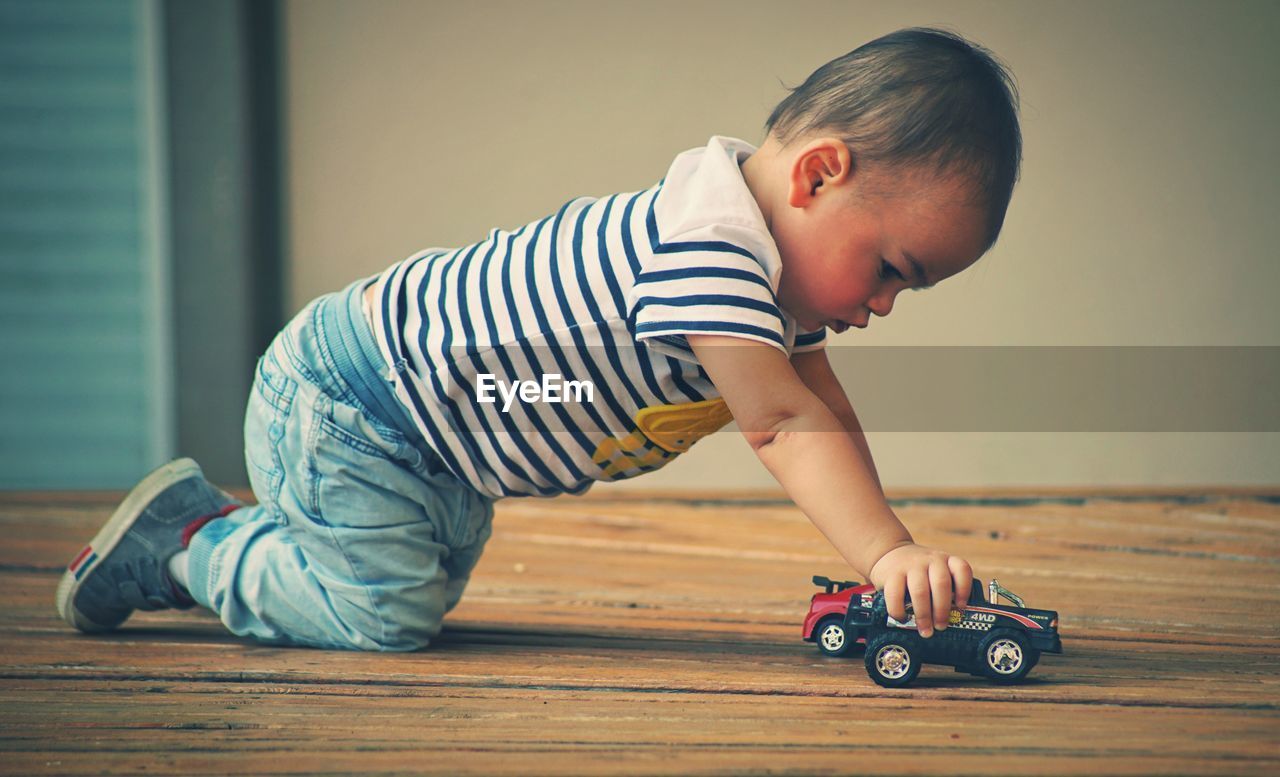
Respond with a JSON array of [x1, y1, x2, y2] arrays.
[[688, 334, 972, 637], [790, 348, 882, 494]]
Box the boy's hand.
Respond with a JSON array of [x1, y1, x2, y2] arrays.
[[869, 544, 973, 638]]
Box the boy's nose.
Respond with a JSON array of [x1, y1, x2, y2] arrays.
[[868, 291, 897, 318]]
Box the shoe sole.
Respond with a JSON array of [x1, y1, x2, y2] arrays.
[[55, 458, 203, 633]]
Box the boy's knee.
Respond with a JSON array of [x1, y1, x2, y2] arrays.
[[330, 582, 446, 652]]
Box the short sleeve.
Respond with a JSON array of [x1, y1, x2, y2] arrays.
[[793, 325, 828, 353], [627, 245, 786, 362]]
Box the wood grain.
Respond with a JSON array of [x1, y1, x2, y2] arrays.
[[2, 489, 1278, 775]]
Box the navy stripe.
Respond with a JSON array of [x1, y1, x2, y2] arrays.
[[414, 246, 463, 366], [665, 354, 705, 401], [635, 293, 782, 320], [392, 253, 430, 374], [501, 221, 536, 341], [636, 320, 787, 347], [678, 357, 712, 402], [655, 239, 758, 259], [618, 189, 644, 277], [646, 184, 757, 261], [638, 266, 775, 296], [795, 330, 826, 346], [594, 194, 629, 317], [457, 239, 488, 361], [632, 340, 675, 405]]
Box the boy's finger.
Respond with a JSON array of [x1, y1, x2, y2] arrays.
[[950, 556, 973, 609], [907, 568, 933, 637], [929, 560, 953, 630], [884, 575, 907, 622]]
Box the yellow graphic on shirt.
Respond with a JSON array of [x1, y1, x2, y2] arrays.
[[593, 398, 733, 480]]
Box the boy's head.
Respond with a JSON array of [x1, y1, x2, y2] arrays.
[[744, 28, 1022, 332]]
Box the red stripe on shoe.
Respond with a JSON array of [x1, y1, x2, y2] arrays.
[[69, 545, 94, 572]]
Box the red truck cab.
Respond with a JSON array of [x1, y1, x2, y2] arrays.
[[802, 575, 877, 656]]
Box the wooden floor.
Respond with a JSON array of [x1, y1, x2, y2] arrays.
[[3, 488, 1279, 775]]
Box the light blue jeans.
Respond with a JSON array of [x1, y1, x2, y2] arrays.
[[185, 278, 495, 651]]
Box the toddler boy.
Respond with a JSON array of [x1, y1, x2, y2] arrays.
[[59, 27, 1020, 651]]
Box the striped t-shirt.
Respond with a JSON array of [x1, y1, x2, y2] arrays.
[[366, 136, 826, 499]]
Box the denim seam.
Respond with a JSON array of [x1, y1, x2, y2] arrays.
[[304, 397, 326, 522], [264, 377, 293, 525], [256, 357, 293, 411], [280, 310, 325, 390], [254, 358, 285, 407]]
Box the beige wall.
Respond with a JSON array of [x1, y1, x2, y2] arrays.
[[283, 0, 1279, 489]]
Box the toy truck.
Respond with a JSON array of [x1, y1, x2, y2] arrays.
[[802, 575, 1062, 687]]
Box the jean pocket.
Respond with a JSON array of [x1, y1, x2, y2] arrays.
[[306, 396, 428, 530]]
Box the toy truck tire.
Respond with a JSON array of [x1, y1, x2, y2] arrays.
[[864, 632, 921, 688], [815, 617, 855, 657], [977, 630, 1038, 683]]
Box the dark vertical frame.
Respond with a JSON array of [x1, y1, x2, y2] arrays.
[[162, 0, 284, 486], [243, 0, 285, 365]]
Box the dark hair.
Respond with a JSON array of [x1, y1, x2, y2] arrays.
[[765, 27, 1022, 249]]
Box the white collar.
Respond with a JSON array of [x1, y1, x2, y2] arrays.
[[657, 135, 784, 289]]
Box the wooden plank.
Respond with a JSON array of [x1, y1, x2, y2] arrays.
[[1, 629, 1278, 710], [1, 490, 1278, 774], [2, 681, 1277, 776]]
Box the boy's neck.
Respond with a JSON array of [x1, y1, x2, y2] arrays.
[[740, 135, 784, 232]]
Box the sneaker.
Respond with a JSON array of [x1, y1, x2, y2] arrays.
[[55, 458, 241, 633]]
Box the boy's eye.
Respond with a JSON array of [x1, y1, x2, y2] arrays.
[[878, 260, 903, 281]]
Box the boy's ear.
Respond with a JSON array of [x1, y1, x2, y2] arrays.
[[787, 137, 853, 208]]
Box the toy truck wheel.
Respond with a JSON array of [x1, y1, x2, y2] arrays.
[[978, 630, 1039, 683], [815, 617, 855, 657], [864, 633, 921, 688]]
